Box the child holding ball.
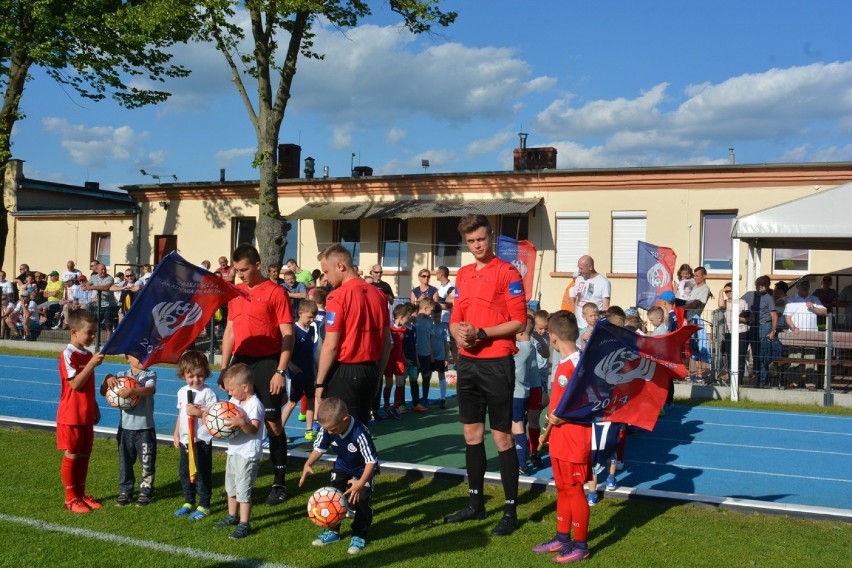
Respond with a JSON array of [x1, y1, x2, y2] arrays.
[[100, 353, 157, 507], [173, 350, 218, 521], [214, 363, 264, 539], [57, 308, 105, 513], [299, 397, 378, 555]]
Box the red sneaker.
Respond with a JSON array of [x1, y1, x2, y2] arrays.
[[81, 495, 102, 510], [65, 498, 92, 514]]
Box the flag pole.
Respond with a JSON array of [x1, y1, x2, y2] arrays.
[[187, 390, 197, 483]]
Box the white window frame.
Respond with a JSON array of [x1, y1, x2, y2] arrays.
[[380, 218, 408, 271], [701, 211, 737, 273], [555, 212, 589, 273], [611, 211, 647, 273], [772, 248, 811, 275]]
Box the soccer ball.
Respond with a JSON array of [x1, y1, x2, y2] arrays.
[[105, 377, 139, 410], [203, 401, 244, 439], [307, 486, 348, 528]]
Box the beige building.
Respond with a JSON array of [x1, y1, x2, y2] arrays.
[[5, 157, 852, 311]]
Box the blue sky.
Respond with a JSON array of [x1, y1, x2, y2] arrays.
[[10, 0, 852, 190]]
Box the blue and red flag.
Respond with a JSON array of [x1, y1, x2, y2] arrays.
[[102, 252, 248, 367], [552, 320, 697, 431], [496, 235, 537, 302], [635, 241, 676, 310]]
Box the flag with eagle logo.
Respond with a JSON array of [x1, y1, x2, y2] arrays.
[[552, 319, 698, 431], [496, 235, 536, 302], [102, 252, 248, 367], [635, 241, 677, 310]]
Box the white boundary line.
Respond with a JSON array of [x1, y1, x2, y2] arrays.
[[0, 513, 296, 568]]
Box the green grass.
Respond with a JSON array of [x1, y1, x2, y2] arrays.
[[1, 428, 850, 567]]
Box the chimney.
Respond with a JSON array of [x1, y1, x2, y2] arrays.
[[84, 181, 100, 190], [729, 148, 736, 165], [352, 166, 373, 177], [277, 144, 301, 179], [220, 168, 226, 183]]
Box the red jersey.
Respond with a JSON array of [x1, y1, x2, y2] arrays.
[[385, 324, 406, 376], [450, 256, 527, 358], [56, 344, 96, 426], [326, 278, 389, 364], [548, 351, 591, 464], [227, 279, 293, 357]]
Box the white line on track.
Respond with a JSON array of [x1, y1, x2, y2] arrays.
[[680, 421, 852, 436], [646, 436, 852, 456], [631, 460, 852, 483], [0, 513, 296, 568]]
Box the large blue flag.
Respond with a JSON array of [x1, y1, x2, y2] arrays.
[[553, 320, 697, 431], [636, 241, 677, 310], [102, 252, 247, 367]]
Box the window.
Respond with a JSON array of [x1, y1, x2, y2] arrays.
[[701, 212, 736, 272], [91, 233, 111, 268], [381, 219, 408, 270], [555, 212, 589, 273], [233, 217, 256, 249], [611, 211, 647, 273], [773, 249, 810, 273], [335, 220, 361, 266], [434, 216, 463, 268], [499, 214, 529, 241]]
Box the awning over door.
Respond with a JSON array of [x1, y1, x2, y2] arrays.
[[289, 197, 542, 220]]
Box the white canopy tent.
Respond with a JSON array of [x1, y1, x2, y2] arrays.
[[728, 181, 852, 400]]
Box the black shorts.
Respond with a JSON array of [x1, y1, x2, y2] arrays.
[[325, 362, 379, 426], [288, 373, 315, 404], [418, 355, 432, 377], [432, 359, 448, 373], [230, 354, 284, 422], [456, 355, 514, 433]]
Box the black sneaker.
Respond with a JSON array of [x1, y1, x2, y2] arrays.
[[229, 523, 251, 539], [490, 514, 518, 537], [135, 494, 151, 507], [439, 399, 447, 409], [115, 493, 132, 507], [264, 485, 287, 506], [215, 515, 239, 529], [443, 505, 486, 523]]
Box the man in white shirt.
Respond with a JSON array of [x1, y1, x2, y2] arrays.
[[570, 255, 611, 330], [784, 280, 827, 333]]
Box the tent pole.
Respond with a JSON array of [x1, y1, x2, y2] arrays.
[[731, 238, 741, 402]]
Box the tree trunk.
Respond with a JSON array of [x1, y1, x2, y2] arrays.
[[254, 132, 288, 272]]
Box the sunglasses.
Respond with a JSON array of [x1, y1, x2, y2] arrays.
[[419, 274, 429, 278], [371, 270, 382, 274]]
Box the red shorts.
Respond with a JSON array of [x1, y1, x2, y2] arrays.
[[385, 358, 405, 377], [526, 386, 543, 411], [551, 456, 591, 486], [56, 424, 94, 454]]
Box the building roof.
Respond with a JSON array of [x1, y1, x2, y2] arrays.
[[289, 197, 542, 220]]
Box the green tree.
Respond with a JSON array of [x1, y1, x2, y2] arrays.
[[197, 0, 456, 269], [0, 0, 201, 269]]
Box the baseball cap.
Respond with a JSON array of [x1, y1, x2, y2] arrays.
[[656, 290, 676, 302], [49, 270, 59, 276]]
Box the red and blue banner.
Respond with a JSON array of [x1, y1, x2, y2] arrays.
[[102, 252, 248, 367], [552, 320, 697, 431], [496, 235, 536, 302], [636, 241, 677, 310]]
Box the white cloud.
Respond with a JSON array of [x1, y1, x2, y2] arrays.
[[332, 124, 354, 150], [530, 61, 852, 166], [466, 131, 515, 158], [386, 127, 407, 144], [42, 118, 150, 168], [376, 148, 457, 175], [215, 147, 255, 167]]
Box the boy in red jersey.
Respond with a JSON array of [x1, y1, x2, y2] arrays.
[[57, 308, 105, 513], [383, 303, 412, 419], [532, 310, 591, 563]]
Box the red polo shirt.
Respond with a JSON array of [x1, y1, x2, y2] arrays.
[[451, 256, 527, 358], [227, 279, 293, 358], [326, 278, 389, 363]]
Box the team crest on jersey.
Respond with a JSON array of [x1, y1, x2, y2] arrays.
[[508, 281, 523, 296], [326, 311, 336, 326], [347, 443, 358, 453], [558, 374, 569, 387], [152, 301, 203, 338]]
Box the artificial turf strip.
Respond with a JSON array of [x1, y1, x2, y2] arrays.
[[1, 428, 850, 567]]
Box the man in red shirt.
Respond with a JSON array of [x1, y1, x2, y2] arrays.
[[314, 244, 391, 426], [445, 214, 527, 537], [221, 244, 294, 506]]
